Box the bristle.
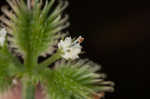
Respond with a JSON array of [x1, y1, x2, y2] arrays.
[[6, 28, 13, 35], [99, 81, 115, 86], [1, 6, 16, 20], [0, 15, 12, 27], [7, 0, 19, 14]]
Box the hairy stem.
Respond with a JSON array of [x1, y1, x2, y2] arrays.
[[39, 50, 62, 67], [23, 51, 37, 99], [22, 80, 35, 99], [24, 51, 37, 71]]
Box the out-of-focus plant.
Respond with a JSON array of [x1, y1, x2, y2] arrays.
[[0, 0, 114, 99]]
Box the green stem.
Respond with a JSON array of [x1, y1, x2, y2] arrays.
[[24, 52, 37, 71], [23, 51, 37, 99], [39, 50, 62, 67], [22, 80, 35, 99]]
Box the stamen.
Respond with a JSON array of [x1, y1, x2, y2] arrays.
[[78, 37, 84, 43], [73, 36, 84, 45]]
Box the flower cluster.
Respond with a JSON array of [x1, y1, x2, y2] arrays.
[[58, 36, 84, 60]]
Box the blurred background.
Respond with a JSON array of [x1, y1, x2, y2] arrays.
[[68, 0, 149, 99], [0, 0, 149, 99]]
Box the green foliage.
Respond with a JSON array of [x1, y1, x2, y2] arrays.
[[0, 46, 22, 92], [41, 60, 114, 99], [4, 0, 69, 57], [0, 0, 114, 99], [0, 76, 12, 92]]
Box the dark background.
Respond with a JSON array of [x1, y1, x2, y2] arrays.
[[0, 0, 149, 99], [68, 0, 149, 99]]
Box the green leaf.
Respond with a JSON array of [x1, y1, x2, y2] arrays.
[[0, 46, 23, 92], [4, 0, 69, 57], [40, 59, 114, 99], [0, 52, 14, 92]]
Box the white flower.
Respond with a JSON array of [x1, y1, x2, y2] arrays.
[[58, 36, 84, 60], [0, 28, 7, 46]]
